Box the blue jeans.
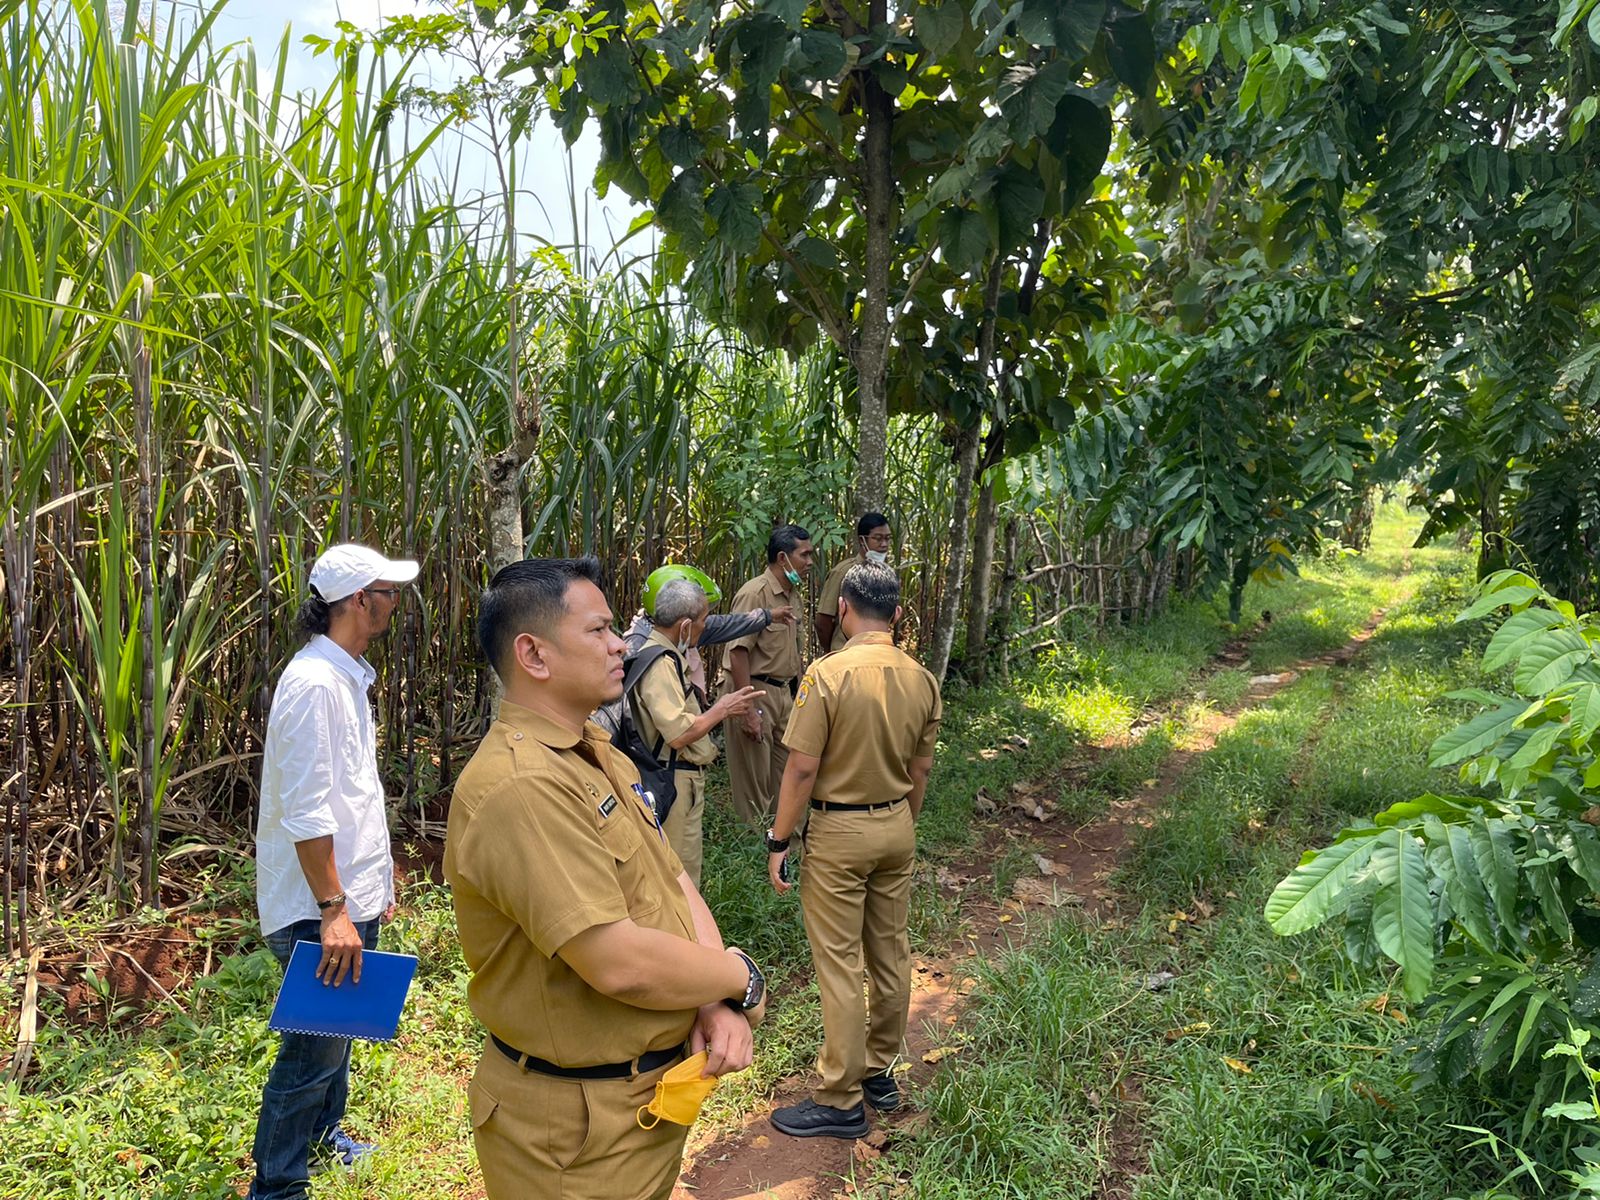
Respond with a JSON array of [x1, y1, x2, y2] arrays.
[[248, 917, 381, 1200]]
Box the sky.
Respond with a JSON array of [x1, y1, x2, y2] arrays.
[[207, 0, 645, 256]]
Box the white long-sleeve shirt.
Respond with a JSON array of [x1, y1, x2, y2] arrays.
[[254, 635, 393, 936]]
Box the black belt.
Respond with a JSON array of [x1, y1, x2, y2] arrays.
[[676, 762, 705, 774], [810, 797, 907, 812], [492, 1034, 684, 1079], [753, 673, 798, 696]]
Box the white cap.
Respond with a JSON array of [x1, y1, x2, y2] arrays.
[[309, 543, 420, 603]]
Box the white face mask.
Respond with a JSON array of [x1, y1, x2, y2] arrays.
[[865, 549, 889, 565], [676, 622, 693, 657]]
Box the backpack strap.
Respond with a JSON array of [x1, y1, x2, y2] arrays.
[[621, 644, 687, 769]]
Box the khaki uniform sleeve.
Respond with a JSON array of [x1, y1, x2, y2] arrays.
[[726, 582, 763, 654], [635, 656, 697, 747], [916, 677, 943, 757], [817, 561, 847, 619], [782, 669, 832, 757], [452, 776, 630, 957]]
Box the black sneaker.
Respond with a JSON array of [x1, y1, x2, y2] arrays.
[[770, 1098, 870, 1139], [862, 1072, 900, 1112]]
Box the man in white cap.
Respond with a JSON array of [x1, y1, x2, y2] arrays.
[[247, 543, 419, 1200]]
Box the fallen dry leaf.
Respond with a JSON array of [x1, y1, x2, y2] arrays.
[[922, 1046, 960, 1064], [978, 748, 1001, 761], [1163, 1021, 1212, 1042], [974, 789, 998, 815], [1033, 855, 1062, 876], [864, 1128, 890, 1150], [998, 914, 1014, 924], [751, 1135, 770, 1148], [1352, 1081, 1394, 1110], [1222, 1056, 1254, 1074], [896, 1110, 933, 1137]]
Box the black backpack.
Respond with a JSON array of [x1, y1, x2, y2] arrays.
[[591, 644, 683, 823]]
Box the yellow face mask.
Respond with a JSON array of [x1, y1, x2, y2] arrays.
[[636, 1051, 720, 1129]]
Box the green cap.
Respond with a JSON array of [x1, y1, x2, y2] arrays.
[[642, 564, 722, 618]]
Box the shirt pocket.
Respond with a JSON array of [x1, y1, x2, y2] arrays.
[[598, 813, 661, 922]]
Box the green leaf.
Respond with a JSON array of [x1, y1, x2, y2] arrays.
[[1543, 1101, 1599, 1122], [1511, 988, 1551, 1067], [657, 168, 707, 240], [707, 183, 764, 253], [918, 1, 966, 58], [1514, 627, 1592, 695], [1056, 0, 1109, 61], [658, 123, 704, 169], [1045, 94, 1113, 202], [1458, 584, 1545, 621], [760, 0, 806, 28], [1441, 823, 1497, 949], [1264, 832, 1382, 936], [1000, 60, 1076, 143], [1429, 700, 1529, 766], [1373, 793, 1472, 826], [577, 40, 635, 108], [732, 13, 789, 90], [1562, 826, 1600, 892], [1481, 607, 1567, 671], [791, 29, 848, 80], [1372, 828, 1435, 1001], [1103, 3, 1155, 91], [938, 206, 991, 272], [1572, 683, 1600, 746], [1505, 721, 1561, 770], [1470, 819, 1520, 935], [993, 163, 1046, 252]]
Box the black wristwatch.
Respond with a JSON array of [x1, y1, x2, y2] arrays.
[[764, 830, 791, 853], [723, 948, 766, 1012]]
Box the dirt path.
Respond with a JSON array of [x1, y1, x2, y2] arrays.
[[677, 613, 1385, 1200]]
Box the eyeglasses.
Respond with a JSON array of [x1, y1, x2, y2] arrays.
[[365, 587, 405, 600]]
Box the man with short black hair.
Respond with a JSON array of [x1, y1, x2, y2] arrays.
[[446, 557, 768, 1199], [815, 513, 893, 652], [723, 525, 813, 827], [249, 543, 418, 1200], [765, 563, 941, 1140]]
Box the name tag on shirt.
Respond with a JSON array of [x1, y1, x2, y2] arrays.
[[599, 795, 618, 819]]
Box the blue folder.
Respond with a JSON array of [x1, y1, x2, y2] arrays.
[[268, 942, 418, 1042]]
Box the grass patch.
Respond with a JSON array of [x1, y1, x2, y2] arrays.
[[880, 528, 1525, 1200]]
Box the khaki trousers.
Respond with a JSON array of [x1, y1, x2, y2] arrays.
[[723, 679, 792, 828], [799, 801, 916, 1109], [661, 768, 705, 885], [469, 1040, 689, 1200]]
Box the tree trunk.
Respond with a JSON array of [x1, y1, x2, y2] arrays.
[[928, 254, 1003, 683], [852, 0, 894, 512], [962, 476, 1000, 682], [1228, 545, 1253, 625], [994, 516, 1021, 683], [1478, 496, 1507, 578], [928, 425, 981, 684]]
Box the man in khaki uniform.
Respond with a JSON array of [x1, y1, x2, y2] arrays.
[[446, 558, 768, 1200], [814, 512, 893, 652], [724, 524, 812, 827], [765, 563, 941, 1139], [632, 577, 761, 883]]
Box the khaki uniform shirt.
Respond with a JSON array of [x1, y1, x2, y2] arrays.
[[727, 570, 802, 681], [783, 631, 942, 806], [816, 555, 866, 652], [633, 629, 717, 768], [444, 700, 696, 1067]]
